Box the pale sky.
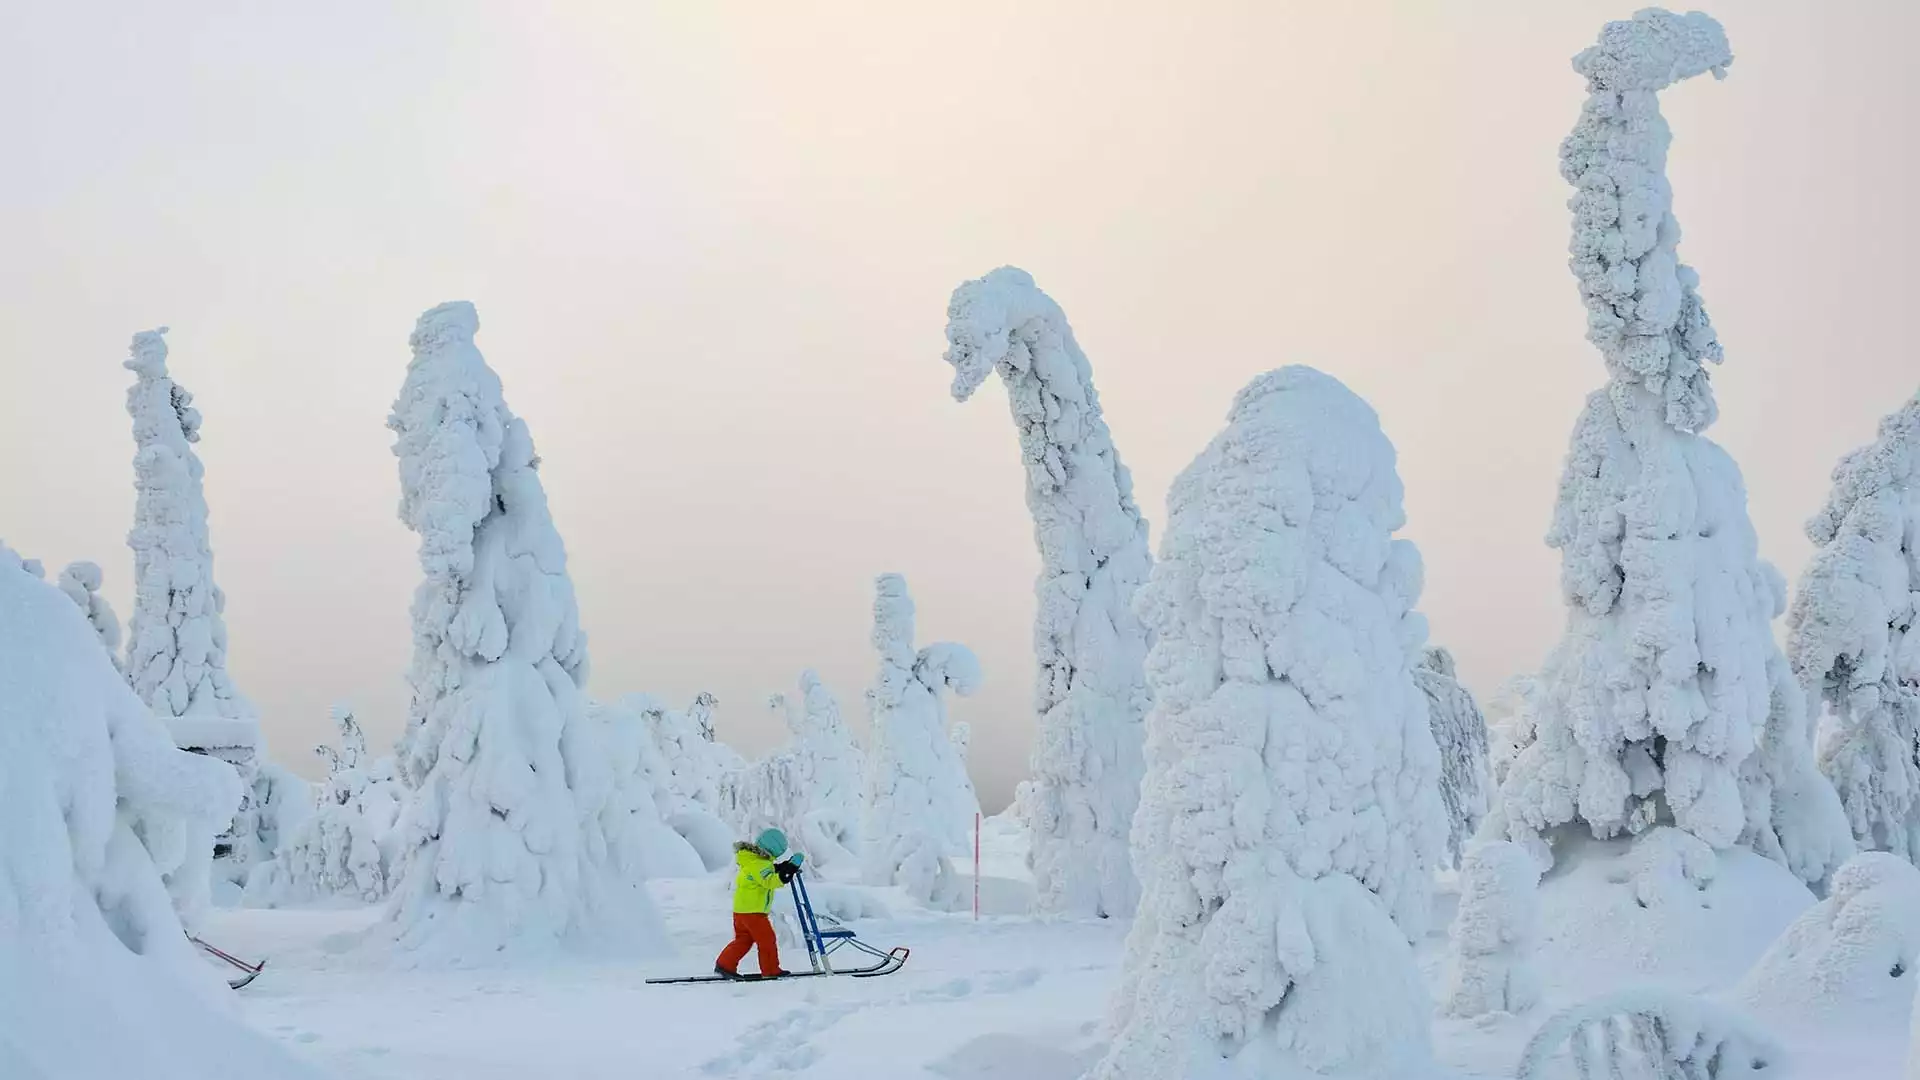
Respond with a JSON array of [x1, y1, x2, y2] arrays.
[[2, 2, 1915, 811]]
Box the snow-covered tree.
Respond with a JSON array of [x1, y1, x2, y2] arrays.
[[944, 266, 1149, 918], [1789, 390, 1920, 864], [383, 301, 668, 960], [1483, 10, 1851, 887], [57, 561, 122, 668], [863, 573, 983, 903], [1735, 851, 1920, 1026], [0, 544, 312, 1080], [121, 326, 266, 885], [1093, 367, 1446, 1080], [1443, 840, 1542, 1019], [244, 704, 401, 907], [1416, 646, 1490, 867], [720, 671, 868, 877], [618, 691, 738, 871], [1485, 674, 1540, 789]]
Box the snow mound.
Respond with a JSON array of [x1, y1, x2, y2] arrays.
[[0, 546, 315, 1079], [1735, 851, 1920, 1029], [1532, 829, 1814, 994], [1518, 990, 1779, 1080]]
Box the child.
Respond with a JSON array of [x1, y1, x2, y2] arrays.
[[714, 827, 805, 980]]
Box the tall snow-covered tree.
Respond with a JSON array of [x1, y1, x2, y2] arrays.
[[1789, 390, 1920, 863], [943, 266, 1149, 918], [121, 326, 264, 885], [1483, 10, 1851, 886], [57, 560, 123, 669], [384, 301, 668, 960], [1093, 367, 1446, 1080], [863, 573, 983, 903], [1416, 646, 1490, 867]]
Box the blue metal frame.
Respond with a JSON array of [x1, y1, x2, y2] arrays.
[[787, 869, 907, 976]]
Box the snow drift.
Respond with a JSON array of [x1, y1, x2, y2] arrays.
[[1482, 8, 1851, 888], [0, 544, 316, 1080], [1093, 366, 1445, 1080], [382, 301, 676, 962], [944, 266, 1149, 918]]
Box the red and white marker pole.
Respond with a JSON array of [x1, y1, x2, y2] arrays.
[[973, 812, 982, 921]]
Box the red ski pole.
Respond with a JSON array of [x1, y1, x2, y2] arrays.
[[973, 812, 981, 921]]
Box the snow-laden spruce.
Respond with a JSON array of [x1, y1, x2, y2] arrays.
[[1789, 390, 1920, 863], [57, 561, 122, 668], [944, 267, 1149, 918], [1517, 991, 1779, 1080], [1443, 840, 1541, 1019], [1093, 367, 1446, 1080], [863, 573, 983, 903], [245, 704, 402, 906], [1415, 646, 1490, 867], [0, 545, 314, 1080], [1484, 9, 1852, 886], [722, 672, 867, 878], [121, 327, 267, 884], [384, 301, 670, 961]]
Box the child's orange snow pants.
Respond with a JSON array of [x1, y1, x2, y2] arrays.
[[716, 913, 781, 976]]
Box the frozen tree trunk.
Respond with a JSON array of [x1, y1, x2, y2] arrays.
[[1483, 10, 1852, 888], [383, 301, 666, 961], [1092, 368, 1445, 1080], [121, 327, 264, 887], [1415, 646, 1490, 867], [1789, 390, 1920, 864], [862, 574, 983, 903], [944, 267, 1149, 918], [57, 561, 123, 669]]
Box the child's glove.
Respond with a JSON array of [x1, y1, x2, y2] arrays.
[[776, 861, 800, 884]]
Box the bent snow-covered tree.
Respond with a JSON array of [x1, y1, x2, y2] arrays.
[[1416, 646, 1490, 867], [944, 267, 1149, 918], [1789, 390, 1920, 864], [385, 301, 668, 960], [122, 327, 264, 885], [1092, 367, 1446, 1080], [1483, 10, 1851, 886], [863, 573, 983, 903]]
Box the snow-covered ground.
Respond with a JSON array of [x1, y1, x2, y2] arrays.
[[196, 824, 1909, 1079]]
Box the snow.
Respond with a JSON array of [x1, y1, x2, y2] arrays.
[[382, 300, 673, 963], [1789, 389, 1920, 863], [246, 705, 403, 907], [1516, 989, 1780, 1080], [723, 672, 868, 879], [0, 543, 319, 1080], [623, 691, 743, 871], [1095, 367, 1446, 1080], [1417, 647, 1491, 868], [1735, 852, 1920, 1031], [55, 804, 1891, 1079], [56, 559, 122, 667], [1484, 8, 1853, 888], [1443, 840, 1540, 1019], [863, 573, 984, 905], [122, 325, 268, 888], [944, 266, 1150, 920]]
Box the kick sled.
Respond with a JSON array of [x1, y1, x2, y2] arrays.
[[192, 935, 266, 989], [646, 870, 910, 985]]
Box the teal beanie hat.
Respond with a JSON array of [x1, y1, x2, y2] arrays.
[[756, 828, 788, 859]]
